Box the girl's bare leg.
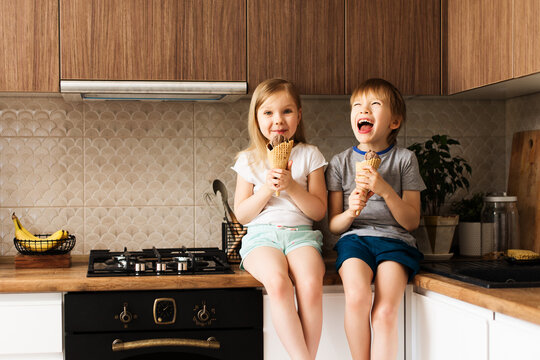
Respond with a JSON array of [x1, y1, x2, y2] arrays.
[[243, 246, 311, 360], [371, 261, 408, 360], [287, 246, 325, 359]]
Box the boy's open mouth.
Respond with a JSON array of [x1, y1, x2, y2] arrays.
[[357, 119, 374, 133]]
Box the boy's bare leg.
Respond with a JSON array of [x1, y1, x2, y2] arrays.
[[287, 246, 325, 359], [371, 261, 408, 360], [243, 246, 311, 360], [339, 258, 374, 360]]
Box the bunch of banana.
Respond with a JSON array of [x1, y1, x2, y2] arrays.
[[12, 213, 69, 252]]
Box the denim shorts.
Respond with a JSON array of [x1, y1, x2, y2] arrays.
[[239, 224, 323, 269], [334, 234, 423, 282]]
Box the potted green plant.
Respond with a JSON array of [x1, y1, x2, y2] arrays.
[[407, 135, 472, 256], [451, 193, 484, 256]]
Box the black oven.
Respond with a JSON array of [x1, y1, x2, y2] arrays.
[[64, 288, 262, 360]]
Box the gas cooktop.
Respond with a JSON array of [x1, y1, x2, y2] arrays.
[[87, 247, 233, 277]]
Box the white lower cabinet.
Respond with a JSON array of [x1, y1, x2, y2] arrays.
[[490, 312, 540, 360], [411, 289, 491, 360], [264, 285, 406, 360], [0, 293, 63, 360], [411, 289, 540, 360]]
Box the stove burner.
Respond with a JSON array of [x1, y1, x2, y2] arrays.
[[87, 247, 233, 277]]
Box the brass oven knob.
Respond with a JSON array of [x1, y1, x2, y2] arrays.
[[197, 305, 210, 323], [119, 303, 132, 324]]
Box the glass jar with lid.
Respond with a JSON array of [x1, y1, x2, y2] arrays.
[[480, 193, 519, 255]]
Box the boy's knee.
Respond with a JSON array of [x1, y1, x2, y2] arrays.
[[345, 287, 372, 312], [371, 303, 399, 328]]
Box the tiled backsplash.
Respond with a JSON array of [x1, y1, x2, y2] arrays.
[[1, 93, 539, 255]]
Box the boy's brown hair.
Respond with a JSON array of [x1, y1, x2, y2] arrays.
[[350, 78, 406, 145]]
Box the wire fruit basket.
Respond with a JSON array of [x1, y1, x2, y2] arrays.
[[14, 234, 76, 255]]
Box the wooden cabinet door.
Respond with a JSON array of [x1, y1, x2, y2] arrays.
[[248, 0, 344, 95], [514, 0, 540, 78], [0, 0, 59, 92], [60, 0, 246, 81], [346, 0, 440, 95], [447, 0, 512, 94]]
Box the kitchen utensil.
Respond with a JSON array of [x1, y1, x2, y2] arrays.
[[507, 130, 540, 253], [212, 179, 239, 223], [212, 179, 244, 256], [203, 191, 225, 219]]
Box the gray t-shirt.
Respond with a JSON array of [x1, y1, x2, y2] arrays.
[[326, 145, 426, 246]]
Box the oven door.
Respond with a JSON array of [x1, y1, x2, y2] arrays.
[[65, 329, 262, 360]]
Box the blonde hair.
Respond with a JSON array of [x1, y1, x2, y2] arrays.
[[350, 78, 406, 145], [240, 78, 306, 163]]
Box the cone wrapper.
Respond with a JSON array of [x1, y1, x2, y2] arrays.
[[267, 139, 294, 196], [354, 158, 381, 215]]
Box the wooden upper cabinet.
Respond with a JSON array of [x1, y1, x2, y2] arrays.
[[514, 0, 540, 78], [248, 0, 345, 95], [0, 0, 59, 92], [346, 0, 440, 95], [447, 0, 512, 94], [60, 0, 246, 81]]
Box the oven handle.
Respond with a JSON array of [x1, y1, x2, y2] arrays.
[[112, 337, 220, 351]]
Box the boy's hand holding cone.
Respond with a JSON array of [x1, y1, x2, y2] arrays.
[[355, 150, 381, 215], [267, 134, 294, 196]]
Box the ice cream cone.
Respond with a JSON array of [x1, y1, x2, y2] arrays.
[[267, 139, 294, 196], [355, 151, 381, 215]]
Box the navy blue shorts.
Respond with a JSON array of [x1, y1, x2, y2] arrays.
[[334, 234, 424, 282]]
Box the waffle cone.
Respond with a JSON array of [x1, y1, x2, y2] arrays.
[[267, 139, 294, 196], [356, 158, 381, 173]]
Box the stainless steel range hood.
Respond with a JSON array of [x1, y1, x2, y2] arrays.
[[60, 80, 247, 102]]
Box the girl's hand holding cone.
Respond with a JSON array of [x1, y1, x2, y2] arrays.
[[267, 160, 293, 195]]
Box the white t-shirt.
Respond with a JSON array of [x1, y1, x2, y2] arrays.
[[232, 143, 327, 227]]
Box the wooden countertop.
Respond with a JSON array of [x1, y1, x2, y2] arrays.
[[1, 256, 539, 326], [0, 256, 342, 293]]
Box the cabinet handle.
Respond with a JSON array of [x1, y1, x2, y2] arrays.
[[112, 337, 220, 351]]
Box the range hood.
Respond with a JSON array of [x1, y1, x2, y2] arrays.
[[60, 80, 247, 102]]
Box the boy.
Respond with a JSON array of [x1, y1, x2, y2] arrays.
[[326, 78, 425, 360]]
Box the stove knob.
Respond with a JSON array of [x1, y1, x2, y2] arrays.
[[197, 304, 211, 323], [156, 262, 166, 273], [119, 303, 133, 324], [135, 262, 145, 273]]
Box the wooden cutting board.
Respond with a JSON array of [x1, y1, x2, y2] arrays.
[[507, 130, 540, 253]]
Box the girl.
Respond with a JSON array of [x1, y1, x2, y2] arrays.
[[232, 78, 327, 360]]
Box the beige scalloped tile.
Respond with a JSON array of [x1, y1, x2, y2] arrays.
[[303, 98, 352, 138], [195, 137, 249, 206], [194, 100, 250, 137], [0, 138, 84, 206], [85, 101, 194, 138], [85, 138, 194, 206], [84, 207, 194, 252], [194, 206, 224, 248], [0, 97, 83, 137], [0, 208, 84, 256], [458, 137, 506, 196], [406, 99, 505, 138]]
